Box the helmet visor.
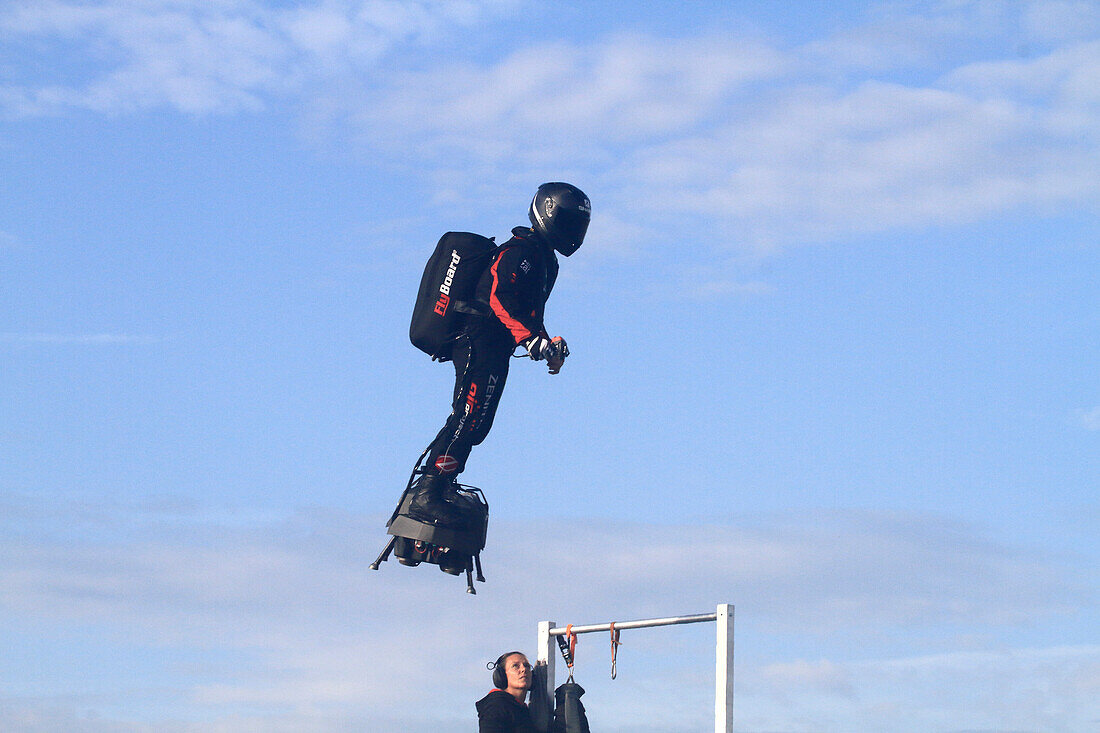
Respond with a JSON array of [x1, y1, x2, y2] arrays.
[[551, 206, 589, 256]]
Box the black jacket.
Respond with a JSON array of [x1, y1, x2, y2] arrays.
[[474, 227, 559, 347], [476, 689, 537, 733]]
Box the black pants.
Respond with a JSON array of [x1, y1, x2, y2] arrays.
[[424, 328, 512, 477]]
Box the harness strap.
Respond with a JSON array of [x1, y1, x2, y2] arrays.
[[555, 624, 578, 682], [610, 622, 622, 680]]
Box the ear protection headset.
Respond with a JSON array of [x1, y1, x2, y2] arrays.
[[491, 651, 524, 689]]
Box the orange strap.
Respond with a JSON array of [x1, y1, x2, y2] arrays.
[[566, 624, 578, 681], [554, 624, 582, 682], [610, 622, 622, 679]]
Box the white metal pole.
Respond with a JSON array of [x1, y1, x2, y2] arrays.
[[537, 620, 556, 702], [547, 613, 717, 636], [715, 603, 734, 733], [538, 607, 733, 732]]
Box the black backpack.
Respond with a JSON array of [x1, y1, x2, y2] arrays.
[[409, 232, 497, 361]]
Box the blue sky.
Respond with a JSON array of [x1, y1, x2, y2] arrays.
[[1, 1, 1098, 731]]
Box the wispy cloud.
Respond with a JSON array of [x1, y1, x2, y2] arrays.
[[1077, 405, 1100, 430], [3, 2, 1097, 249], [352, 33, 788, 160], [1023, 0, 1100, 43], [759, 657, 854, 697], [737, 644, 1100, 733], [354, 16, 1100, 250], [0, 0, 518, 115], [0, 332, 158, 344], [613, 39, 1100, 248], [0, 495, 1095, 732]]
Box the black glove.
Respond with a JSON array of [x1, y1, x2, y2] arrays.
[[524, 335, 569, 361], [524, 335, 551, 360]]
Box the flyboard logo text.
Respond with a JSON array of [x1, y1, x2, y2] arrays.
[[434, 249, 462, 316], [449, 374, 498, 442]]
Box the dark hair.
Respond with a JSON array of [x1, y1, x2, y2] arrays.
[[491, 651, 526, 689]]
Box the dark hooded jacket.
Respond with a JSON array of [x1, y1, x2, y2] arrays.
[[476, 689, 537, 733]]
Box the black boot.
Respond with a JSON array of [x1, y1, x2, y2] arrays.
[[406, 473, 465, 528], [446, 487, 484, 527]]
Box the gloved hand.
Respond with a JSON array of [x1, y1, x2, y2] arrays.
[[524, 335, 552, 361], [524, 335, 569, 373], [524, 335, 569, 359]]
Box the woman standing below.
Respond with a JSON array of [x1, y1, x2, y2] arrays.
[[476, 651, 536, 733]]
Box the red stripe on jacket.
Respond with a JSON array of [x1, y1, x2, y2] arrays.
[[489, 247, 533, 345]]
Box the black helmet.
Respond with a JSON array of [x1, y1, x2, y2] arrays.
[[528, 182, 590, 256]]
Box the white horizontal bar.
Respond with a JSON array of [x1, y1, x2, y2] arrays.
[[548, 612, 717, 636]]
